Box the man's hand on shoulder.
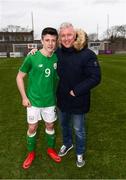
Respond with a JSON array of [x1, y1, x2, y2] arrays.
[[27, 48, 38, 56]]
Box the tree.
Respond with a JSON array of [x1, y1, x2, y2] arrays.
[[1, 25, 31, 32], [103, 24, 126, 40]]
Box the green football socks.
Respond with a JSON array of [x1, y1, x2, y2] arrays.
[[46, 133, 56, 148], [27, 133, 36, 152], [26, 130, 56, 151]]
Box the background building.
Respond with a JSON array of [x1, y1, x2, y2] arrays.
[[0, 31, 35, 57], [0, 30, 126, 57]]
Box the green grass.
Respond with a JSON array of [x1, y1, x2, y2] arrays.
[[0, 54, 126, 179]]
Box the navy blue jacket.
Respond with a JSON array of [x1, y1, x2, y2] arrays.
[[56, 46, 101, 114]]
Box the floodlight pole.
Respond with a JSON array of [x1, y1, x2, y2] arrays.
[[97, 24, 99, 40], [31, 12, 34, 41], [107, 14, 109, 39]]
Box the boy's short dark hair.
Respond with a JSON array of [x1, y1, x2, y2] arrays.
[[41, 27, 58, 39]]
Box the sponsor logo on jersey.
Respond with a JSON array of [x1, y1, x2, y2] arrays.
[[53, 63, 57, 69], [38, 64, 43, 68]]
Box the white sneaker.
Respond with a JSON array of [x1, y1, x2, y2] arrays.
[[76, 155, 85, 168], [58, 144, 73, 157]]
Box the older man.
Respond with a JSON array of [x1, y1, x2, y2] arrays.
[[56, 22, 101, 167]]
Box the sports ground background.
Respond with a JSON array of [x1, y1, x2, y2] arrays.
[[0, 54, 126, 179]]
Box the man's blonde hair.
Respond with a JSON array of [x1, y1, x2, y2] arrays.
[[58, 22, 76, 45], [59, 22, 74, 30]]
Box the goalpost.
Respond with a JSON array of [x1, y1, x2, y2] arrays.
[[27, 43, 37, 49], [11, 43, 37, 57]]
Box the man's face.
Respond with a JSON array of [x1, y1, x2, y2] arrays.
[[59, 26, 76, 48], [41, 34, 57, 54]]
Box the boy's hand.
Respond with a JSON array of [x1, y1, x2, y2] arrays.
[[28, 48, 38, 55], [22, 98, 31, 107]]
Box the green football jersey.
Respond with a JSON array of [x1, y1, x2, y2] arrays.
[[19, 51, 59, 107]]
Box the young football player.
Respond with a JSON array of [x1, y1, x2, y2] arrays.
[[16, 27, 61, 169]]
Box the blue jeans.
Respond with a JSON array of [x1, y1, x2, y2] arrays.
[[59, 111, 86, 155]]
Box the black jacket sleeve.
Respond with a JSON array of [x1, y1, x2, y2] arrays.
[[73, 53, 101, 96]]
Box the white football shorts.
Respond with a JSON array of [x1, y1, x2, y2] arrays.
[[27, 106, 57, 124]]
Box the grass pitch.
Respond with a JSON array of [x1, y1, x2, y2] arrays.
[[0, 54, 126, 179]]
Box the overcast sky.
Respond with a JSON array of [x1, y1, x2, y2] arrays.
[[0, 0, 126, 39]]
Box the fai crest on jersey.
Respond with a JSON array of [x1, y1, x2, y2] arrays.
[[53, 63, 57, 69]]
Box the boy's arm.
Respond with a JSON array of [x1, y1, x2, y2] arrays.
[[16, 71, 31, 107]]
